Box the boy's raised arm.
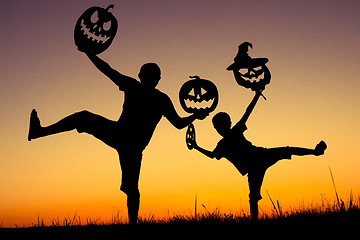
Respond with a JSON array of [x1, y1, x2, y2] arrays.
[[240, 91, 262, 124], [232, 90, 262, 133]]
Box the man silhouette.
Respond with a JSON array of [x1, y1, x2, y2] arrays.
[[28, 51, 207, 224], [187, 70, 327, 220]]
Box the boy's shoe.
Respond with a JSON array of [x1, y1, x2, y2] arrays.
[[314, 140, 327, 156], [28, 109, 41, 141]]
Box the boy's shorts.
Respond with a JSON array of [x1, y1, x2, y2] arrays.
[[247, 146, 293, 202], [250, 146, 292, 171]]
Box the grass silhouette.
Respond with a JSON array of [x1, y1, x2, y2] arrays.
[[1, 192, 359, 232], [1, 167, 359, 231]]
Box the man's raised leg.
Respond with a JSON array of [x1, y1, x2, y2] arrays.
[[28, 109, 92, 141]]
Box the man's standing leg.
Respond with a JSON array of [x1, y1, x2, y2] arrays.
[[118, 150, 142, 224], [127, 192, 140, 224]]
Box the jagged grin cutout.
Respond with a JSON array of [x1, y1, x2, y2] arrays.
[[183, 87, 216, 110], [80, 14, 111, 44], [238, 65, 266, 83]]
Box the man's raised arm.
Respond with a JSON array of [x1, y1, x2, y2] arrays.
[[85, 52, 134, 90]]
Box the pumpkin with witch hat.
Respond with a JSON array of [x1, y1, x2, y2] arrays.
[[227, 42, 271, 92]]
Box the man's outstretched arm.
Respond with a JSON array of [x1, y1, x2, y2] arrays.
[[163, 95, 208, 129], [85, 52, 135, 90], [165, 107, 208, 130]]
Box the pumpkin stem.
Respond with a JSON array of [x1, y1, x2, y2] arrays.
[[189, 75, 200, 80], [106, 4, 115, 11]]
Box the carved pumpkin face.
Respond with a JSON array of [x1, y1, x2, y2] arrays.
[[236, 64, 270, 86], [179, 76, 218, 114], [74, 5, 118, 54]]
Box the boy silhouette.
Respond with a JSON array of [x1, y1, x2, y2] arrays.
[[187, 75, 327, 220], [28, 51, 207, 224]]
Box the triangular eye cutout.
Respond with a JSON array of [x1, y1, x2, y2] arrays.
[[200, 87, 207, 95], [253, 66, 262, 71], [188, 89, 195, 96]]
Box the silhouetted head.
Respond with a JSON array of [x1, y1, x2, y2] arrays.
[[138, 63, 161, 89], [212, 112, 232, 137]]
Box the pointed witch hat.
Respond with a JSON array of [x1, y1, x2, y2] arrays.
[[226, 42, 268, 71]]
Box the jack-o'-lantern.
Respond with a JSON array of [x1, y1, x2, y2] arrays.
[[236, 64, 271, 91], [74, 5, 118, 54], [227, 42, 271, 91], [179, 76, 219, 114]]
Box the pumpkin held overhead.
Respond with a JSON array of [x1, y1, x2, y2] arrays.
[[74, 5, 118, 54]]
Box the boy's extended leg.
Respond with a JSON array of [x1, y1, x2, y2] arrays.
[[287, 141, 327, 157]]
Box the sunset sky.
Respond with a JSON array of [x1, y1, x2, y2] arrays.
[[0, 0, 359, 227]]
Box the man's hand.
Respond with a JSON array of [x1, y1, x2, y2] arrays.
[[193, 110, 209, 121], [77, 45, 86, 53], [77, 45, 92, 54]]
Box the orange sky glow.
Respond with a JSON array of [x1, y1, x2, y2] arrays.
[[0, 0, 359, 227]]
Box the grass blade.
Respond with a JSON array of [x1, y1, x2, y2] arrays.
[[194, 194, 197, 222], [266, 190, 279, 217], [329, 165, 341, 209]]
